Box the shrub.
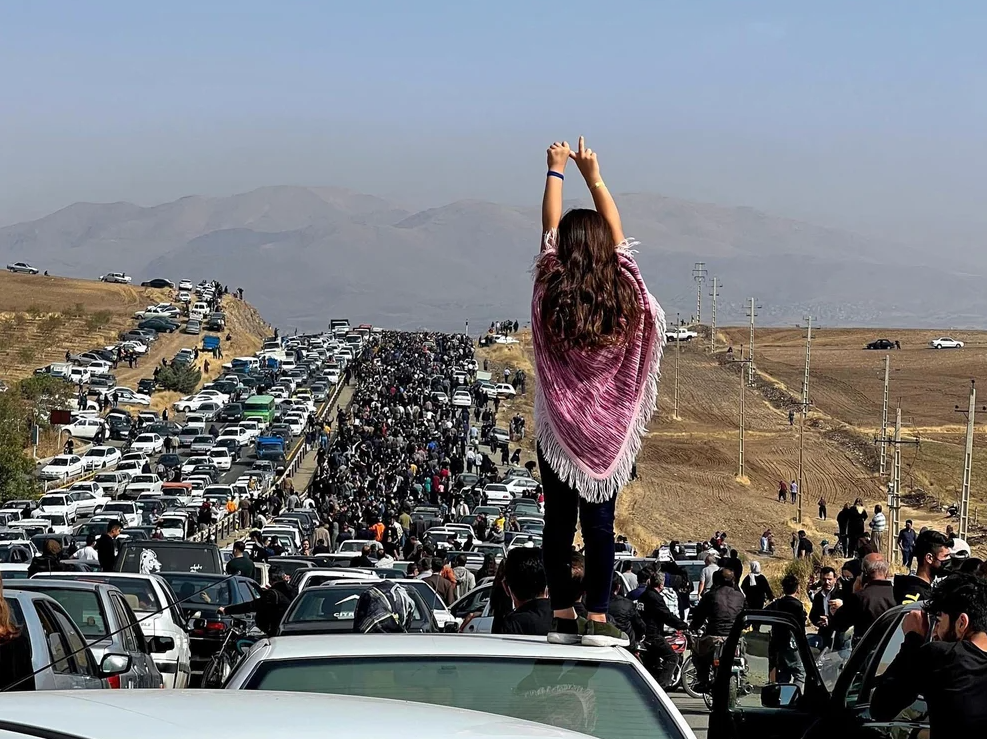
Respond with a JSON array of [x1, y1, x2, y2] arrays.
[[26, 304, 45, 318], [12, 313, 27, 327], [68, 303, 87, 318], [16, 346, 35, 364], [157, 363, 202, 394], [38, 314, 62, 339], [85, 311, 112, 332]]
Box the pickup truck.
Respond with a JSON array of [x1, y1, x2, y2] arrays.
[[255, 436, 286, 463], [665, 327, 699, 342]]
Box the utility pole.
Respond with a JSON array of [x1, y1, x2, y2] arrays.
[[734, 348, 753, 480], [874, 405, 919, 562], [692, 263, 707, 325], [673, 311, 681, 421], [709, 277, 720, 353], [879, 355, 890, 477], [955, 380, 982, 540], [746, 298, 761, 386], [795, 316, 812, 525]]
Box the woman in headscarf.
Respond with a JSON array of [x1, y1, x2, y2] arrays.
[[0, 575, 34, 691], [741, 561, 774, 610], [534, 137, 664, 647]]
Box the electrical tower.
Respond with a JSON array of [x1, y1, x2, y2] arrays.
[[879, 355, 890, 477], [692, 263, 707, 325], [673, 311, 681, 421], [955, 380, 983, 541], [746, 298, 761, 386], [709, 278, 720, 353], [875, 405, 919, 562], [734, 348, 753, 480], [795, 316, 812, 524]]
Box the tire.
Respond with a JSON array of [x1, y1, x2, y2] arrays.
[[200, 656, 222, 688], [680, 656, 704, 699]]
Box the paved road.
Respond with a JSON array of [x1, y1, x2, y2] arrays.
[[671, 695, 708, 739]]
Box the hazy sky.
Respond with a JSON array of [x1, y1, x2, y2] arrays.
[[2, 1, 987, 249]]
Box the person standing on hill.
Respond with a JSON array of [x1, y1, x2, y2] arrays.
[[533, 137, 664, 647]]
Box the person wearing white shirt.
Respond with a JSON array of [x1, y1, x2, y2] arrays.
[[72, 535, 98, 561]]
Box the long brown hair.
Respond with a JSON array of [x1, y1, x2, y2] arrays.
[[537, 209, 641, 350], [0, 574, 20, 641]]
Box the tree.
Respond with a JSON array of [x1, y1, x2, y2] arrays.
[[157, 363, 202, 394], [0, 392, 40, 502], [18, 374, 76, 428]]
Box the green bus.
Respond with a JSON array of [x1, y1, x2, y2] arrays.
[[242, 394, 277, 423]]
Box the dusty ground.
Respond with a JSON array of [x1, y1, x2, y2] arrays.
[[477, 328, 963, 577]]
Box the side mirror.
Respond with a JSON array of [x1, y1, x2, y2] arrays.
[[99, 652, 132, 677], [761, 683, 802, 708], [443, 622, 459, 633], [147, 635, 175, 653]]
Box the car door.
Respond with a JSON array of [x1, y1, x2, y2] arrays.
[[802, 607, 928, 739], [710, 610, 831, 739], [35, 600, 104, 689]]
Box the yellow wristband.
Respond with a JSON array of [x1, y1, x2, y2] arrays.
[[593, 181, 605, 189]]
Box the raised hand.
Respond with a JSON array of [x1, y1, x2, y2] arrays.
[[547, 141, 571, 173], [570, 136, 601, 182]]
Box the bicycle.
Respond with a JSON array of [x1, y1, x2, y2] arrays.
[[200, 618, 259, 688]]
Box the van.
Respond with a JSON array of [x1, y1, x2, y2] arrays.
[[190, 302, 209, 320]]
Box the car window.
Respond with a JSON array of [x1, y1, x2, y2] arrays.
[[36, 601, 93, 675], [855, 613, 928, 723], [841, 610, 906, 709], [39, 588, 108, 639], [245, 656, 681, 739], [109, 594, 138, 652]]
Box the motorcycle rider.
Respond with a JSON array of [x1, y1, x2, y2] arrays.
[[608, 575, 646, 646], [689, 568, 747, 690], [640, 571, 690, 688]]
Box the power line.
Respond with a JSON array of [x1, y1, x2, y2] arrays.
[[709, 277, 720, 353], [879, 355, 890, 477], [795, 316, 812, 525], [732, 347, 753, 480], [692, 263, 707, 324], [874, 405, 920, 562], [673, 311, 682, 421], [954, 380, 984, 541]]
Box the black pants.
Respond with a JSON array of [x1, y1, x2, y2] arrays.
[[538, 445, 616, 614], [644, 638, 678, 688]]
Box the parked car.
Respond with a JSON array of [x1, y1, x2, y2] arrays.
[[930, 336, 964, 349], [68, 489, 111, 516], [185, 320, 202, 335], [0, 588, 132, 689], [100, 272, 131, 284], [31, 571, 191, 689], [130, 433, 164, 455], [865, 338, 897, 350], [666, 327, 699, 342], [39, 454, 86, 481], [9, 579, 165, 688], [81, 445, 122, 471], [7, 261, 40, 274], [138, 317, 180, 333]]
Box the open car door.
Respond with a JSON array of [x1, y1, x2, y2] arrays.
[[710, 609, 830, 739]]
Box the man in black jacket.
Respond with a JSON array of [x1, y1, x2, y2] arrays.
[[690, 569, 746, 689], [830, 553, 896, 645], [639, 572, 689, 688], [808, 566, 839, 649], [608, 575, 646, 646], [871, 573, 987, 733], [220, 566, 297, 636], [495, 547, 552, 636], [96, 521, 122, 571]]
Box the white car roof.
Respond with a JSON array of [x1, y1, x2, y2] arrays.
[[0, 690, 597, 739], [245, 633, 639, 663]]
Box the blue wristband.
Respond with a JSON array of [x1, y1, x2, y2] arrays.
[[547, 171, 564, 181]]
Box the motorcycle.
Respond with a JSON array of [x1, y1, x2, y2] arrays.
[[634, 630, 688, 691], [681, 633, 752, 709], [199, 617, 261, 688]]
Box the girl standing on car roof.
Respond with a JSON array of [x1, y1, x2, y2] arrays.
[[534, 137, 664, 647]]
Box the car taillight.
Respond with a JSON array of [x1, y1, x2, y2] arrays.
[[206, 621, 227, 632], [107, 674, 121, 689]]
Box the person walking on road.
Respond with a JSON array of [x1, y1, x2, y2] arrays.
[[533, 137, 664, 647]]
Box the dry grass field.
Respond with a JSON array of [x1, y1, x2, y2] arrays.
[[477, 325, 977, 571]]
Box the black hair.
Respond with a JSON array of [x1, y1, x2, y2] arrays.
[[914, 529, 950, 564], [504, 547, 547, 602], [781, 574, 799, 595], [820, 566, 837, 578], [925, 573, 987, 633], [454, 554, 467, 567], [430, 556, 444, 572], [232, 541, 246, 553]]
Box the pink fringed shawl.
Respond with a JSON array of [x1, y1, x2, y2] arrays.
[[532, 230, 665, 503]]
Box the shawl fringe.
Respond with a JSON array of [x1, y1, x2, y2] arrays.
[[535, 286, 666, 504]]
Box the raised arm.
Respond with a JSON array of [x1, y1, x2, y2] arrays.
[[542, 141, 570, 237], [571, 136, 624, 245]]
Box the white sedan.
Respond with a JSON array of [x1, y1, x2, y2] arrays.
[[131, 433, 164, 455], [930, 337, 965, 349], [34, 493, 79, 522], [216, 426, 251, 447], [482, 483, 513, 505], [81, 445, 121, 471], [174, 395, 220, 413], [207, 447, 232, 471], [104, 387, 152, 406], [493, 334, 519, 345], [69, 490, 110, 517], [39, 455, 85, 481], [100, 272, 132, 284], [451, 391, 472, 407], [181, 456, 213, 476], [495, 383, 517, 398]]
